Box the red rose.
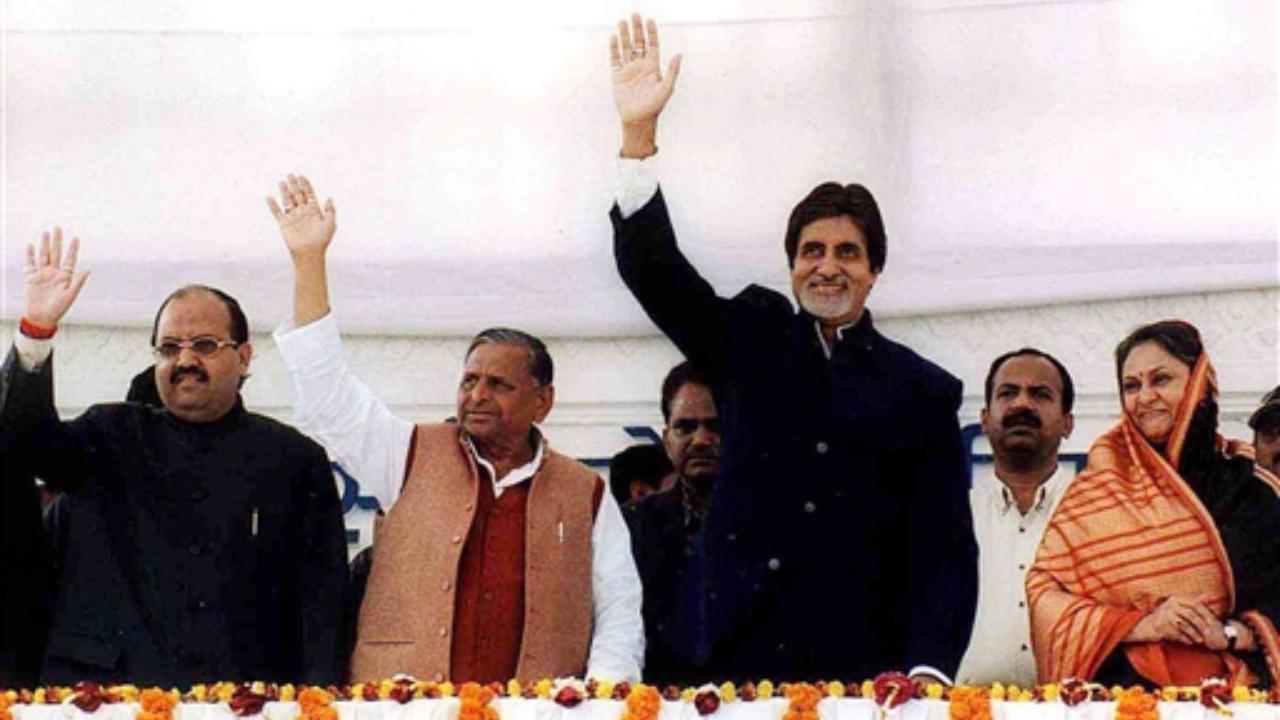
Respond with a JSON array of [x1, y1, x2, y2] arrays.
[[1200, 679, 1232, 710], [612, 682, 632, 701], [554, 686, 584, 708], [694, 689, 720, 716], [71, 682, 105, 713], [871, 673, 914, 709]]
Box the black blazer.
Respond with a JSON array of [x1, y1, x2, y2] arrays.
[[613, 190, 977, 681], [1, 348, 348, 687], [0, 429, 54, 688]]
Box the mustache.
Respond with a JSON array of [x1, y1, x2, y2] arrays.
[[171, 366, 209, 385], [1002, 409, 1042, 429], [686, 446, 722, 460], [805, 275, 850, 289]]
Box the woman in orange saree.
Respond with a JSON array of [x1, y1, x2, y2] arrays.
[[1027, 320, 1280, 688]]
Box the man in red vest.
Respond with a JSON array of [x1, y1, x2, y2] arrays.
[[267, 176, 644, 684]]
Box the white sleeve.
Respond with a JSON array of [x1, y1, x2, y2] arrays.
[[615, 157, 660, 220], [273, 312, 414, 510], [585, 486, 645, 681], [13, 331, 53, 371]]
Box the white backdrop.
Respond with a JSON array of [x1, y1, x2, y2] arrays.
[[3, 0, 1275, 337]]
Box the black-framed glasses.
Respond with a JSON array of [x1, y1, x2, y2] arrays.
[[153, 337, 240, 360]]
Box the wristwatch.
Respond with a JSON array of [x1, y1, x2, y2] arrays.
[[1223, 622, 1240, 652]]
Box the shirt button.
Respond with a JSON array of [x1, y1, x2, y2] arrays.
[[803, 501, 816, 514], [438, 627, 449, 637], [1021, 643, 1029, 651], [815, 441, 829, 454], [1019, 527, 1026, 534], [188, 544, 203, 556], [767, 558, 781, 571], [1018, 564, 1026, 571], [1018, 600, 1025, 608]]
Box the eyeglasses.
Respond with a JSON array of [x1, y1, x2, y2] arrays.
[[153, 337, 241, 360]]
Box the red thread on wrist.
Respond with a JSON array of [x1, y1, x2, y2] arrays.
[[19, 317, 57, 339]]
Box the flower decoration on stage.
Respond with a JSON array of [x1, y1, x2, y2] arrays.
[[1057, 678, 1109, 707], [458, 682, 499, 720], [621, 684, 662, 720], [782, 682, 822, 720], [871, 672, 916, 717], [693, 684, 722, 716], [228, 683, 269, 717], [0, 691, 14, 720], [947, 687, 992, 720], [1200, 679, 1235, 717], [552, 678, 587, 708], [136, 688, 178, 720], [1113, 686, 1159, 720], [297, 687, 337, 720]]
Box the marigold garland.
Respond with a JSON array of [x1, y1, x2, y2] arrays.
[[621, 684, 662, 720], [457, 682, 499, 720], [1114, 687, 1159, 720], [783, 682, 822, 720], [297, 687, 337, 720], [948, 687, 992, 720], [136, 688, 178, 720], [1, 691, 14, 720]]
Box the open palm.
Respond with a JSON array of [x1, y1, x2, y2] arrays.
[[610, 15, 682, 125], [24, 227, 90, 328], [268, 174, 336, 259]]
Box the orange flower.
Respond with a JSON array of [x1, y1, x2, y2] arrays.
[[138, 688, 177, 720], [622, 684, 662, 720], [783, 683, 823, 720], [458, 682, 500, 720], [0, 692, 13, 720], [1114, 687, 1159, 720], [948, 688, 992, 720], [298, 686, 337, 720]]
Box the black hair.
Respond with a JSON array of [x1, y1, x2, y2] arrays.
[[984, 348, 1075, 413], [150, 284, 249, 346], [784, 182, 887, 273], [608, 443, 674, 506], [661, 361, 713, 424], [1114, 320, 1203, 386], [467, 328, 554, 386]]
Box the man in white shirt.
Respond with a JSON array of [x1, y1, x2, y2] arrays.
[[266, 176, 643, 684], [956, 348, 1075, 687]]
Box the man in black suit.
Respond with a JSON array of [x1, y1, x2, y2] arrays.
[[0, 436, 54, 688], [606, 16, 977, 682], [1, 228, 348, 687]]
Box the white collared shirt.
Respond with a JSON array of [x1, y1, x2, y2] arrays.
[[273, 313, 644, 681], [956, 463, 1072, 687]]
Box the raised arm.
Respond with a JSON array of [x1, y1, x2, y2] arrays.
[[268, 176, 413, 511], [267, 175, 336, 327], [611, 14, 682, 160], [2, 228, 93, 489]]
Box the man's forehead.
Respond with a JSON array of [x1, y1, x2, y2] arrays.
[[157, 291, 233, 335], [464, 342, 534, 377], [996, 355, 1062, 389]]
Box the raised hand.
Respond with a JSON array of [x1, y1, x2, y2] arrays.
[[610, 14, 682, 158], [24, 227, 90, 328], [267, 174, 336, 260]]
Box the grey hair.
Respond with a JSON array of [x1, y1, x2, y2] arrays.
[[466, 328, 554, 386]]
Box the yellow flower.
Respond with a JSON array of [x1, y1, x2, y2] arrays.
[[861, 681, 875, 699], [1159, 687, 1176, 702], [827, 682, 845, 699], [597, 681, 615, 700], [720, 682, 738, 702], [440, 682, 455, 698], [251, 682, 266, 695], [350, 683, 366, 701], [1231, 686, 1250, 703], [535, 680, 552, 699], [924, 684, 943, 701], [1110, 686, 1124, 699], [280, 686, 296, 702], [33, 689, 46, 704], [379, 680, 395, 700], [989, 684, 1005, 702], [215, 683, 236, 703], [681, 688, 696, 703], [758, 681, 775, 700], [507, 680, 522, 698]]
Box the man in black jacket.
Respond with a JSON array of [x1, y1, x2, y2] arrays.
[[606, 16, 977, 682], [0, 437, 54, 688], [1, 228, 348, 687]]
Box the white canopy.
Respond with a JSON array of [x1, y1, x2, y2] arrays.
[[4, 0, 1275, 336]]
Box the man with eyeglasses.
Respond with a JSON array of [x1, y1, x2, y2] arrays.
[[1, 228, 348, 687], [623, 361, 722, 685]]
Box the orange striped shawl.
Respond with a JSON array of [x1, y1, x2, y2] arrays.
[[1027, 353, 1278, 686]]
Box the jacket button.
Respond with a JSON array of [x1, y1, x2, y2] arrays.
[[815, 441, 829, 454], [451, 535, 462, 544], [188, 544, 203, 556], [438, 627, 449, 637], [767, 558, 781, 571], [441, 580, 452, 591], [433, 672, 444, 682], [803, 501, 816, 513]]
